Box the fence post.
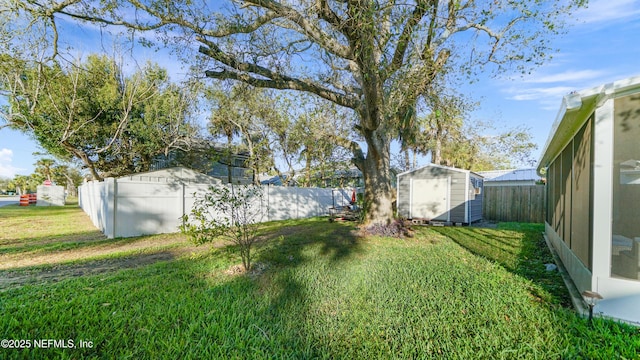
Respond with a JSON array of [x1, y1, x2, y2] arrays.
[[180, 183, 185, 222], [104, 178, 117, 239], [267, 184, 270, 222]]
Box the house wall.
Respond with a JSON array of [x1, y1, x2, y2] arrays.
[[544, 94, 640, 293], [545, 116, 594, 292], [79, 180, 347, 239], [118, 167, 221, 185], [397, 166, 470, 223], [539, 78, 640, 324], [611, 93, 640, 281]]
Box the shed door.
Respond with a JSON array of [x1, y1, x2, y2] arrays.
[[411, 178, 449, 221]]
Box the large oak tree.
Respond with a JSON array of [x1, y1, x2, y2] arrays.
[[3, 0, 585, 225]]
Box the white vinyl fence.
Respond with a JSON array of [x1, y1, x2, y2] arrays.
[[79, 178, 352, 238]]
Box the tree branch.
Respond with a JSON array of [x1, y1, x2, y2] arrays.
[[198, 38, 359, 109], [383, 1, 429, 79], [244, 0, 353, 60]]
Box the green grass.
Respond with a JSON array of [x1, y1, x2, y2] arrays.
[[1, 205, 639, 359], [0, 204, 106, 255], [432, 223, 572, 307]]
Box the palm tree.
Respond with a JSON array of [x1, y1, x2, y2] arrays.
[[35, 158, 56, 182], [12, 175, 30, 195]]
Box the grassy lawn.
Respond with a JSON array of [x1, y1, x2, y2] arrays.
[[1, 205, 639, 359]]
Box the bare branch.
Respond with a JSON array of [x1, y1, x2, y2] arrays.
[[383, 1, 429, 79], [204, 68, 358, 109], [244, 0, 353, 59], [198, 37, 359, 109]]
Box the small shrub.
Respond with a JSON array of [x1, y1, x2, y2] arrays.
[[180, 184, 263, 271]]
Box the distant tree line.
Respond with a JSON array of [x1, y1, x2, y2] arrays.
[[0, 158, 83, 196]]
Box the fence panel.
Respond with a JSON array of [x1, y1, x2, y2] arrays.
[[483, 185, 546, 223], [79, 180, 108, 235], [79, 179, 351, 238]]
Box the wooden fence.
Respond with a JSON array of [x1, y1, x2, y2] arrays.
[[482, 185, 546, 223]]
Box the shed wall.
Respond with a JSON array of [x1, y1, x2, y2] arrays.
[[397, 166, 473, 223], [469, 175, 484, 222]]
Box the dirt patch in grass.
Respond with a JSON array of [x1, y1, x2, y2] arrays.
[[1, 204, 287, 290], [0, 246, 209, 290], [224, 262, 270, 277], [0, 235, 199, 270]]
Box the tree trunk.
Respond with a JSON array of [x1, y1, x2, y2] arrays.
[[360, 129, 394, 226], [64, 174, 77, 197], [403, 148, 411, 171], [63, 141, 103, 181], [434, 136, 442, 165], [304, 154, 312, 187], [225, 134, 232, 184]]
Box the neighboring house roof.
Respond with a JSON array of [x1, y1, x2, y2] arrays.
[[259, 174, 296, 186], [118, 167, 222, 184], [478, 168, 541, 183], [537, 76, 640, 175]]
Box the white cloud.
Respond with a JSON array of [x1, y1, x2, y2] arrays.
[[503, 66, 625, 109], [506, 86, 575, 102], [572, 0, 640, 24], [0, 148, 25, 178]]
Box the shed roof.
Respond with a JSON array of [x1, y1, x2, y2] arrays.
[[537, 76, 640, 176], [398, 163, 483, 178]]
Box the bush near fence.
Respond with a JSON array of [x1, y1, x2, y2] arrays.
[[79, 179, 352, 239], [483, 185, 546, 223]]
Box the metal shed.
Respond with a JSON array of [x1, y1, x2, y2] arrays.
[[396, 164, 483, 224]]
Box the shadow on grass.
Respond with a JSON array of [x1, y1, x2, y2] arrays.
[[194, 217, 364, 357], [431, 223, 573, 307], [256, 218, 362, 264]]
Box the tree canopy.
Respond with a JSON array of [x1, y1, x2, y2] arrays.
[[1, 0, 586, 224], [0, 54, 201, 180]]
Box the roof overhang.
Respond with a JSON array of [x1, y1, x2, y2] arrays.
[[537, 76, 640, 176]]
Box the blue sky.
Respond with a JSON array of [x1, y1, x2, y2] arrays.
[[1, 0, 639, 178]]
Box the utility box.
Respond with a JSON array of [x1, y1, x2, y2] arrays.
[[37, 185, 66, 206]]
